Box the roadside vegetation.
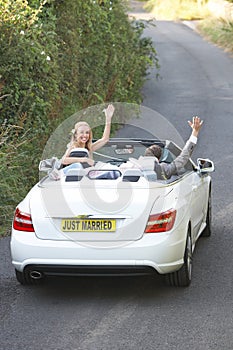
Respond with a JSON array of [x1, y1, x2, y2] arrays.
[[143, 0, 233, 52], [144, 0, 211, 20], [0, 0, 159, 236], [197, 17, 233, 53]]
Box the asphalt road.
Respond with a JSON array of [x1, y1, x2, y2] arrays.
[[1, 8, 233, 350]]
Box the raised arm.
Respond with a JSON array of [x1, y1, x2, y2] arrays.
[[188, 116, 203, 138], [91, 104, 115, 152], [160, 116, 203, 179]]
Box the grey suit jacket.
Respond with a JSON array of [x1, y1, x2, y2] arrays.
[[155, 138, 196, 180]]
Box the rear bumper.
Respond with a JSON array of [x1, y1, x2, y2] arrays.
[[21, 264, 158, 277], [11, 228, 186, 275]]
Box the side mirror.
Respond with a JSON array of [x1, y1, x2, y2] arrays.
[[197, 158, 215, 174]]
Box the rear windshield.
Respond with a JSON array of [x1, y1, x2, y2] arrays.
[[93, 139, 167, 165]]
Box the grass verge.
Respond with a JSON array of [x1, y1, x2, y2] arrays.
[[197, 17, 233, 53], [144, 0, 210, 20]]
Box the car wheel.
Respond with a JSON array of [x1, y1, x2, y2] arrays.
[[201, 190, 211, 237], [165, 229, 193, 287], [15, 269, 44, 286]]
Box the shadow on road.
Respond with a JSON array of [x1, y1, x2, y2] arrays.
[[26, 274, 167, 298]]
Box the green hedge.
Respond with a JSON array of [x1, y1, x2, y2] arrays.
[[0, 0, 159, 235]]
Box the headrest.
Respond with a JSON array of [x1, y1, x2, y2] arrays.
[[69, 148, 89, 158], [122, 169, 143, 182]]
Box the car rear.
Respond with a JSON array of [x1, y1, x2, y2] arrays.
[[11, 173, 189, 282]]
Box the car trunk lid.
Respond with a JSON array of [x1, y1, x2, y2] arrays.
[[30, 177, 168, 241]]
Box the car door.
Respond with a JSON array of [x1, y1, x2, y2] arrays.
[[189, 172, 207, 239]]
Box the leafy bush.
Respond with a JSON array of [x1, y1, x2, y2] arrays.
[[0, 121, 40, 235], [0, 0, 59, 125], [53, 0, 159, 111]]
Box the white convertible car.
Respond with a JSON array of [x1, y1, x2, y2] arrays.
[[11, 138, 214, 287]]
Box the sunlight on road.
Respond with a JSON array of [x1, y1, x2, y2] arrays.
[[128, 0, 156, 20]]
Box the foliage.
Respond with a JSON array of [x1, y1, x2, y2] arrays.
[[0, 0, 59, 125], [197, 17, 233, 52], [53, 0, 158, 110], [144, 0, 210, 20], [0, 0, 159, 235], [0, 121, 41, 235]]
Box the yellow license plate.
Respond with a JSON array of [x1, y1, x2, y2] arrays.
[[61, 219, 116, 232]]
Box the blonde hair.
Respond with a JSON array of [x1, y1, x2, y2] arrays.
[[70, 121, 93, 151]]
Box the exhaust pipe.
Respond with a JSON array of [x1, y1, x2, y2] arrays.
[[30, 270, 43, 280]]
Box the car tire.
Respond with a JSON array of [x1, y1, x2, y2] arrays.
[[201, 189, 211, 237], [165, 228, 192, 287], [15, 269, 44, 286]]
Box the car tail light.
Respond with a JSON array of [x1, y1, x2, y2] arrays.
[[13, 208, 35, 232], [145, 209, 176, 233]]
